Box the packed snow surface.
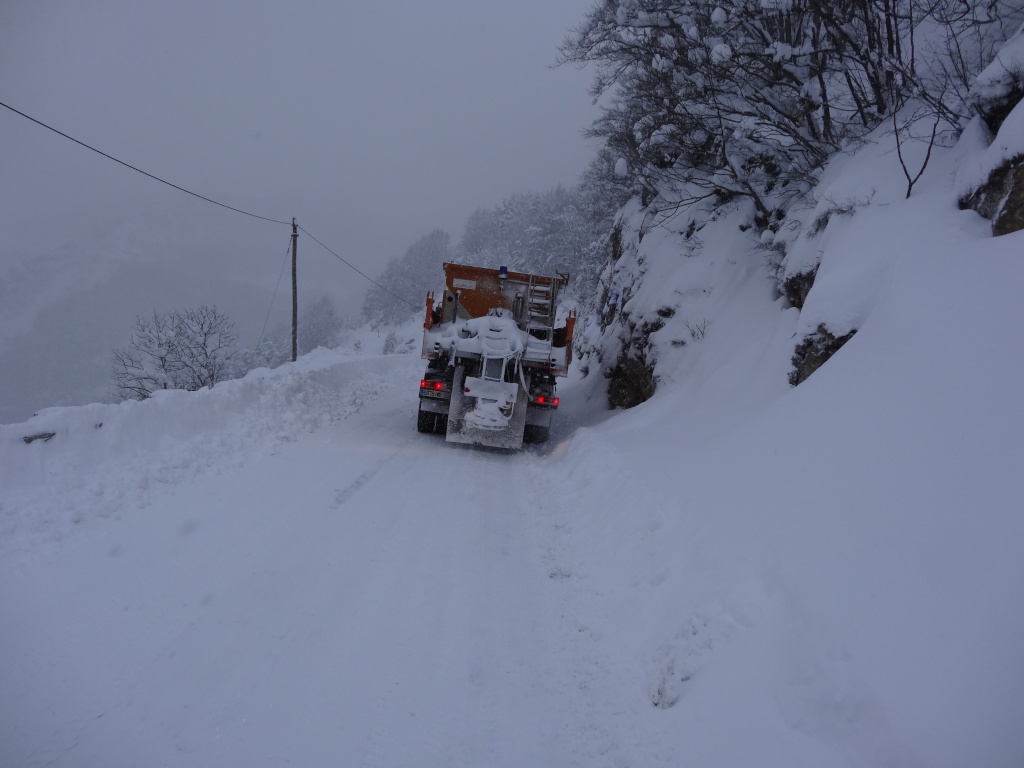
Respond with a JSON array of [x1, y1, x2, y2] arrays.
[[3, 142, 1024, 767]]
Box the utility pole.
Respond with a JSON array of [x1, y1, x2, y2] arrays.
[[291, 218, 298, 362]]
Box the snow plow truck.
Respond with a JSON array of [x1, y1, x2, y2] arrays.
[[418, 263, 575, 449]]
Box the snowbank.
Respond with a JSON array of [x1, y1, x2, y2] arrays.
[[0, 348, 414, 553]]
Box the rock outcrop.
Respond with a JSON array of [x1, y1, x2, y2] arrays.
[[789, 324, 857, 387], [959, 29, 1024, 236]]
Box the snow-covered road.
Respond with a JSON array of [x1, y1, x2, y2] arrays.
[[1, 355, 638, 767]]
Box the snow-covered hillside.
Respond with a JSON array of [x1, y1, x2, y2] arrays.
[[0, 209, 311, 426], [3, 132, 1024, 767]]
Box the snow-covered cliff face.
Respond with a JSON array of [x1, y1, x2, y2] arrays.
[[581, 90, 1021, 406], [579, 192, 781, 408]]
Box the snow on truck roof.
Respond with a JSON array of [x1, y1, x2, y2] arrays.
[[424, 314, 528, 359]]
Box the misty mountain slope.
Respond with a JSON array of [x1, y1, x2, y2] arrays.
[[0, 210, 299, 425], [2, 136, 1024, 766]]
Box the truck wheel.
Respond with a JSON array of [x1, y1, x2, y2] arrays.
[[417, 407, 435, 433]]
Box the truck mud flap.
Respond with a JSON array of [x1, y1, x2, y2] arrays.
[[445, 365, 528, 450]]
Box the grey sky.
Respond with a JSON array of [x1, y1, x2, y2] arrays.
[[1, 0, 598, 307], [0, 1, 601, 421]]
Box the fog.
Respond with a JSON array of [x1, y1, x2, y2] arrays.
[[0, 0, 599, 423]]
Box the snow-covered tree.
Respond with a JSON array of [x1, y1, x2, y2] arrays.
[[226, 334, 290, 379], [362, 229, 451, 326], [559, 0, 1023, 226], [560, 0, 1024, 407], [112, 306, 236, 400], [455, 185, 619, 305], [299, 293, 343, 354]]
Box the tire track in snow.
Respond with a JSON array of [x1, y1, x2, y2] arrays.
[[527, 456, 634, 767], [331, 446, 404, 508], [346, 436, 583, 766]]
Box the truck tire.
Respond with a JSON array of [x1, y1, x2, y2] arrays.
[[417, 406, 435, 433]]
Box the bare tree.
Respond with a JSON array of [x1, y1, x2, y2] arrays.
[[112, 311, 183, 399], [173, 306, 237, 391], [892, 98, 943, 198], [112, 306, 236, 400]]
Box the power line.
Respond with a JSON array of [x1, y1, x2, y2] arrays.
[[0, 99, 291, 226], [255, 236, 295, 350], [2, 98, 419, 309], [298, 226, 419, 310]]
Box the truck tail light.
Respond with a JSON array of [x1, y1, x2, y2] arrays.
[[420, 380, 443, 391]]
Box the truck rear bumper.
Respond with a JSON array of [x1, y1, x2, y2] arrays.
[[418, 397, 451, 415]]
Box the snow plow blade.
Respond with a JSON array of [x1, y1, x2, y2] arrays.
[[445, 365, 529, 450]]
